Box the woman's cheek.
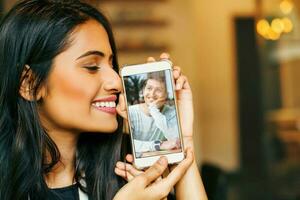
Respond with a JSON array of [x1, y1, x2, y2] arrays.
[[52, 70, 97, 102]]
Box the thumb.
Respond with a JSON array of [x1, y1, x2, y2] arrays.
[[116, 93, 127, 119], [138, 157, 168, 186]]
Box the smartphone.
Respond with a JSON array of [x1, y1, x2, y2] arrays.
[[120, 60, 184, 169]]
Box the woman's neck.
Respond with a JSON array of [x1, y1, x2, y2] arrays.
[[45, 129, 79, 189]]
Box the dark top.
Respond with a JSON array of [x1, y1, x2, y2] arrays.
[[44, 134, 176, 200], [49, 184, 80, 200]]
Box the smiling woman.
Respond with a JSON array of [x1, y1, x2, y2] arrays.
[[0, 0, 206, 200], [0, 1, 125, 199], [38, 19, 121, 134]]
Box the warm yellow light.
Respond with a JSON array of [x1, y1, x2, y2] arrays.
[[282, 17, 293, 33], [271, 18, 284, 34], [280, 0, 294, 14], [267, 28, 281, 40], [256, 17, 293, 40], [257, 19, 270, 36]]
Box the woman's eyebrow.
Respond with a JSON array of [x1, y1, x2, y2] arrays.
[[76, 50, 105, 60]]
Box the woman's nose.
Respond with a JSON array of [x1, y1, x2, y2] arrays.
[[102, 67, 122, 93]]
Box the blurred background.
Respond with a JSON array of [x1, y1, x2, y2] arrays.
[[2, 0, 300, 199]]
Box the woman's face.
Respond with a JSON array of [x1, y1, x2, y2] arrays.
[[38, 19, 122, 133], [143, 79, 167, 108]]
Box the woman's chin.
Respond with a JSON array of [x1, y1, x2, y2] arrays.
[[95, 123, 118, 133], [79, 119, 119, 133], [103, 126, 118, 133]]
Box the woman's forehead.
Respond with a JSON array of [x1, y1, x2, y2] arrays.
[[60, 20, 112, 59]]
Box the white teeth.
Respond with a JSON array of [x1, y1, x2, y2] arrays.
[[93, 101, 116, 108]]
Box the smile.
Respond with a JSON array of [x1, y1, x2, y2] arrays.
[[92, 101, 116, 108], [92, 101, 117, 115]]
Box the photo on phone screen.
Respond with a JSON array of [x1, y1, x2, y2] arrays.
[[123, 69, 182, 159]]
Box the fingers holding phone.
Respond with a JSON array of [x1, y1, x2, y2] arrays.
[[113, 156, 168, 200], [113, 149, 194, 200]]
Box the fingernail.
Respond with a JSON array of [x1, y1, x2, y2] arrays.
[[176, 84, 181, 90], [158, 157, 167, 165], [161, 52, 169, 57]]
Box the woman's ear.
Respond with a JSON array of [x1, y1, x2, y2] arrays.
[[19, 65, 44, 101]]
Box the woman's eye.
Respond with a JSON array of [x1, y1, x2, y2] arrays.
[[83, 66, 100, 71]]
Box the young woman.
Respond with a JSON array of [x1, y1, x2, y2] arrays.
[[0, 0, 207, 199]]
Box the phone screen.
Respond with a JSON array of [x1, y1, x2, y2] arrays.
[[123, 69, 182, 159]]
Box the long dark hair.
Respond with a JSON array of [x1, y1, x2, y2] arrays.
[[0, 0, 125, 199]]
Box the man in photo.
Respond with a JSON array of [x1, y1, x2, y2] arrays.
[[128, 71, 180, 157]]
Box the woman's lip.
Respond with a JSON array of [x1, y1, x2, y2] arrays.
[[93, 106, 117, 115], [93, 95, 117, 103]]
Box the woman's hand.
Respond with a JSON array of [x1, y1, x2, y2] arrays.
[[113, 149, 194, 200], [115, 154, 142, 182], [114, 149, 194, 200]]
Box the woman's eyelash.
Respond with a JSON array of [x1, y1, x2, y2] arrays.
[[83, 66, 100, 71]]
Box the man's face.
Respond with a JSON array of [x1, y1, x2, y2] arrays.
[[143, 79, 167, 108]]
